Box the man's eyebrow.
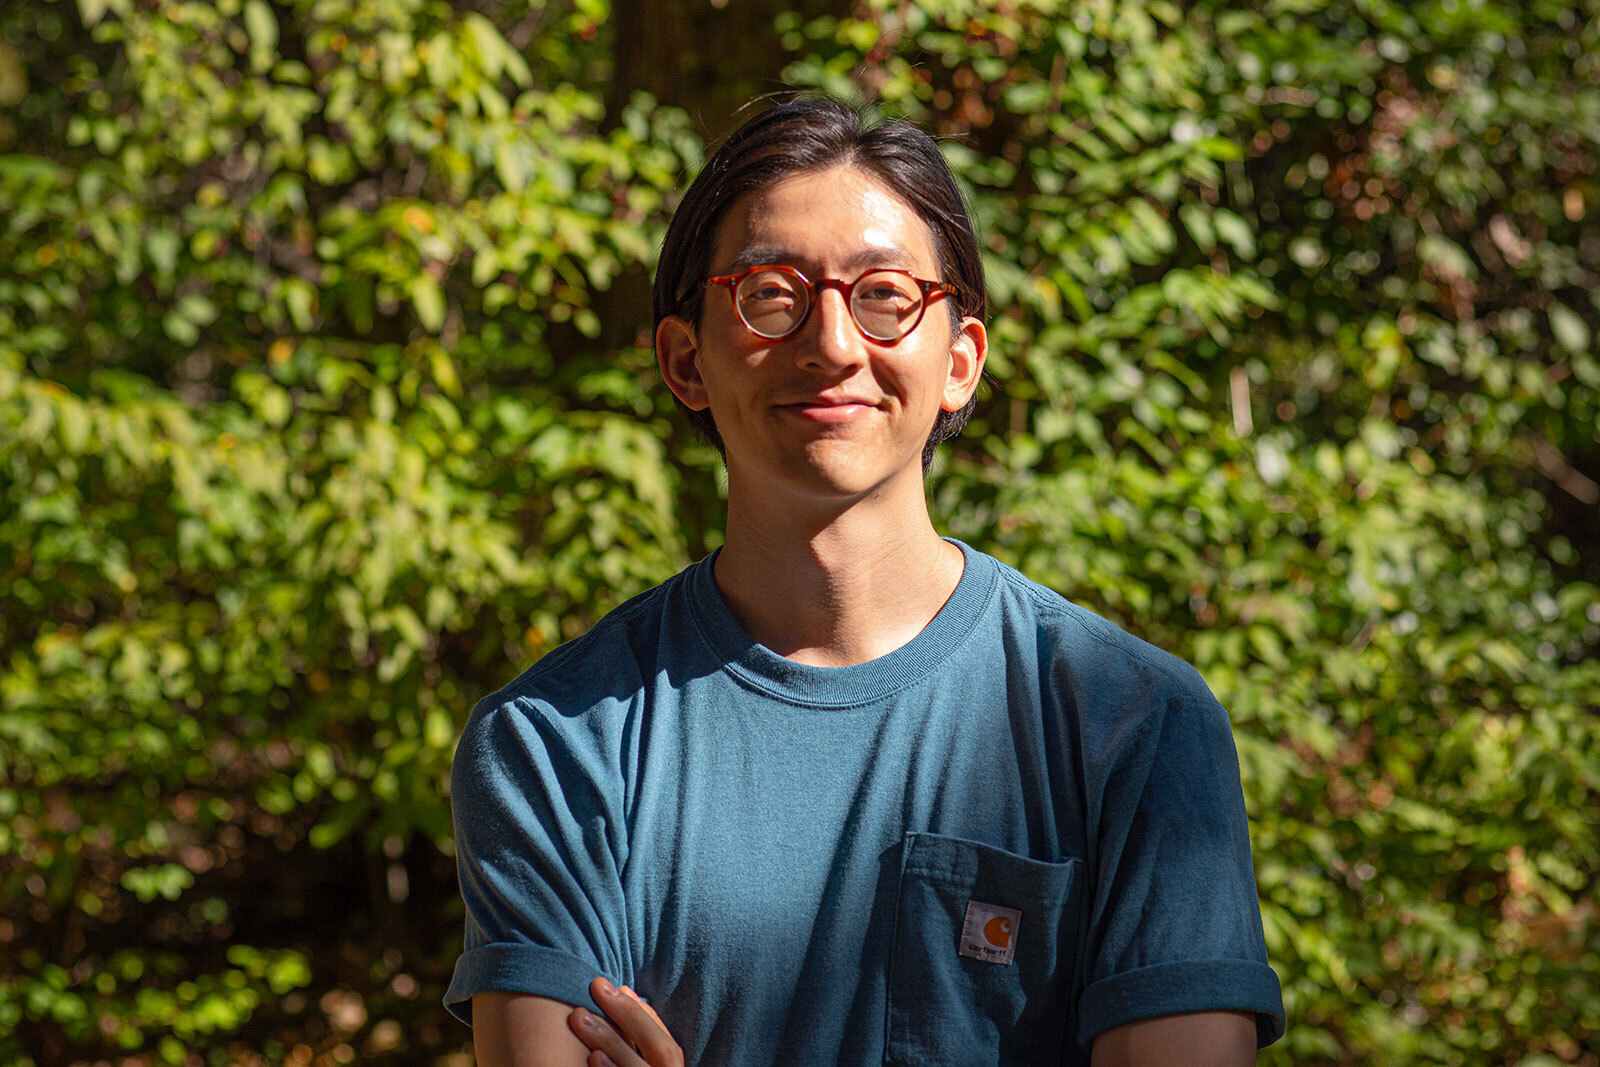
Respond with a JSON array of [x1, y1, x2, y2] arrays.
[[840, 246, 919, 273], [714, 244, 922, 276], [718, 246, 793, 274]]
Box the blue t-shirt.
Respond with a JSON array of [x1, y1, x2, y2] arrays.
[[445, 541, 1284, 1064]]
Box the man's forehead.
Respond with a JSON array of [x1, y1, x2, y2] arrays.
[[708, 167, 940, 274]]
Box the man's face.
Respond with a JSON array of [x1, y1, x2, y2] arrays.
[[658, 164, 986, 505]]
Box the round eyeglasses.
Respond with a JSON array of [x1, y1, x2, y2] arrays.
[[701, 264, 958, 343]]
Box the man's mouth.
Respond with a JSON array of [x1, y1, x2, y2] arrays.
[[778, 397, 878, 422]]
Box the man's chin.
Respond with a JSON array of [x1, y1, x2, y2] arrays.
[[770, 453, 921, 506]]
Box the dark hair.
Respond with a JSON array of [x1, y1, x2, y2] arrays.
[[652, 95, 988, 471]]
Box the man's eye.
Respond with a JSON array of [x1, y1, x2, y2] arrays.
[[746, 286, 793, 302], [861, 285, 912, 304]]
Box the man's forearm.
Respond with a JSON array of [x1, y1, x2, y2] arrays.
[[472, 992, 594, 1067]]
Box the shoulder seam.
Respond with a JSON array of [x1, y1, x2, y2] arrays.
[[993, 565, 1205, 697], [489, 577, 672, 709]]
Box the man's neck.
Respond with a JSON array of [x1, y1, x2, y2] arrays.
[[713, 470, 966, 668]]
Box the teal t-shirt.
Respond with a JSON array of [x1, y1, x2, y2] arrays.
[[445, 541, 1284, 1064]]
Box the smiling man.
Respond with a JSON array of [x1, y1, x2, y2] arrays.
[[445, 96, 1286, 1066]]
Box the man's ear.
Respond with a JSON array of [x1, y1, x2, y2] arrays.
[[656, 315, 710, 411], [941, 315, 988, 412]]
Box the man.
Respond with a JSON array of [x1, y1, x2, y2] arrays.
[[446, 96, 1285, 1066]]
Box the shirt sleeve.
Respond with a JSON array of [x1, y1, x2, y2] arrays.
[[444, 694, 629, 1026], [1076, 690, 1286, 1049]]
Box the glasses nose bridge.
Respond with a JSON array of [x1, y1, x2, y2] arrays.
[[804, 275, 860, 337], [811, 276, 854, 299]]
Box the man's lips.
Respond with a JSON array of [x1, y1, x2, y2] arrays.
[[776, 397, 879, 422]]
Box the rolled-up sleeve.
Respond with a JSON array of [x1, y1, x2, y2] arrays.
[[444, 696, 628, 1025], [1077, 692, 1285, 1048]]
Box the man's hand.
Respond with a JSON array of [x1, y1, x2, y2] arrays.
[[567, 977, 684, 1067]]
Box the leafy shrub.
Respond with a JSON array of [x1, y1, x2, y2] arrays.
[[2, 0, 1595, 1063]]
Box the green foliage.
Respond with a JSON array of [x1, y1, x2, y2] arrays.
[[2, 0, 1597, 1063], [786, 1, 1600, 1061], [3, 0, 701, 1062]]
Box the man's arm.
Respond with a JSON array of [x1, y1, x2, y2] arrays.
[[471, 994, 591, 1067], [1091, 1010, 1258, 1067], [473, 982, 684, 1067]]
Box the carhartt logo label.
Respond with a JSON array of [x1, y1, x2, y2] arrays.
[[958, 900, 1021, 965]]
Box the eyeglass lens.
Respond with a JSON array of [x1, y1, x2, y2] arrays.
[[735, 269, 924, 341]]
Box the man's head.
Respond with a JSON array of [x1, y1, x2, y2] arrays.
[[653, 96, 988, 472]]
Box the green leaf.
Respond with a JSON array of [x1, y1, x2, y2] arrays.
[[411, 276, 445, 332], [175, 292, 218, 327], [1418, 234, 1477, 280], [244, 0, 279, 71], [495, 141, 529, 193], [1212, 209, 1255, 260], [1549, 302, 1590, 354], [430, 348, 462, 396], [259, 385, 291, 427], [162, 310, 199, 345], [284, 280, 314, 331], [1003, 81, 1052, 114], [1180, 204, 1215, 253]]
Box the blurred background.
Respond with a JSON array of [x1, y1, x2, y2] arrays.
[[2, 0, 1598, 1063]]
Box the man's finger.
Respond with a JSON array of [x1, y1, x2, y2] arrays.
[[567, 1005, 639, 1066], [591, 978, 684, 1067], [620, 986, 668, 1033]]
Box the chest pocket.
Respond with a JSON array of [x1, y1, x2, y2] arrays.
[[885, 832, 1081, 1066]]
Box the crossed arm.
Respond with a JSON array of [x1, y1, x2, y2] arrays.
[[473, 982, 683, 1067], [471, 985, 1258, 1067]]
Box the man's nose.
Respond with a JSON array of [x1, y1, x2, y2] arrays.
[[797, 284, 863, 369]]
